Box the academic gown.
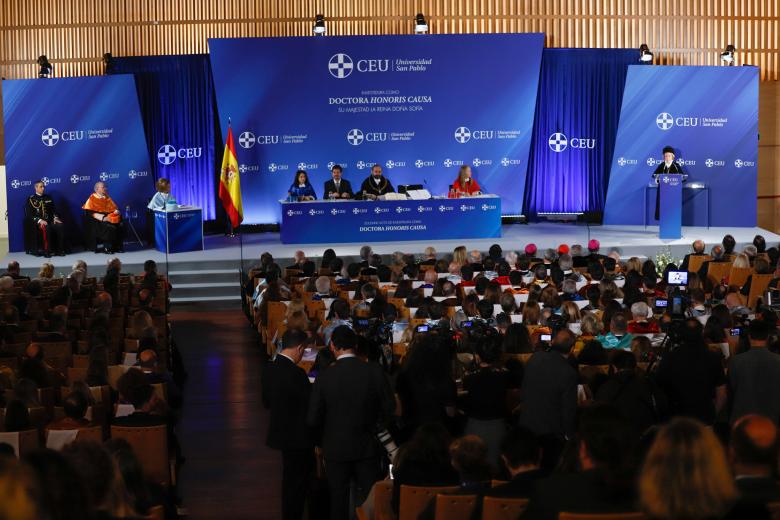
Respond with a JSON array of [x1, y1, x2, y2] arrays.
[[652, 161, 683, 220]]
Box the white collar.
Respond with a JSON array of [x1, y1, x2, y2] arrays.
[[278, 352, 297, 364], [337, 352, 356, 360]]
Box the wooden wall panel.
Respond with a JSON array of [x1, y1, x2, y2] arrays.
[[0, 0, 777, 80]]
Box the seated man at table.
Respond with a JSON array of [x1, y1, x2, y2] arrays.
[[25, 180, 66, 257], [323, 164, 353, 199], [82, 181, 125, 254], [358, 164, 394, 200]]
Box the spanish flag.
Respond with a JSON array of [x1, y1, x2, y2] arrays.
[[219, 122, 243, 228]]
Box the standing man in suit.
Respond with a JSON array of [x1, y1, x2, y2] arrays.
[[307, 326, 395, 520], [324, 164, 354, 199], [262, 329, 314, 520], [653, 145, 683, 220]]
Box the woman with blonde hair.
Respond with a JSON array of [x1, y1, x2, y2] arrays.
[[560, 301, 581, 324], [453, 246, 468, 267], [625, 256, 643, 274], [37, 262, 54, 280], [450, 165, 482, 197], [732, 253, 751, 269], [640, 417, 737, 519]]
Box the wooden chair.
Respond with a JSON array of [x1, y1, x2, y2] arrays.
[[66, 367, 88, 385], [145, 505, 165, 520], [399, 485, 459, 520], [75, 425, 104, 443], [72, 354, 90, 368], [766, 501, 780, 520], [374, 479, 395, 520], [0, 429, 40, 456], [434, 494, 477, 520], [746, 273, 775, 309], [482, 496, 529, 520], [558, 513, 645, 520], [687, 255, 711, 274], [729, 266, 753, 288], [111, 425, 170, 486]]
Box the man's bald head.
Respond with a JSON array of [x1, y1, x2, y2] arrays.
[[423, 269, 437, 285], [731, 415, 779, 475], [692, 240, 705, 253], [138, 349, 158, 370], [24, 343, 42, 361], [95, 292, 112, 312], [725, 292, 742, 310]]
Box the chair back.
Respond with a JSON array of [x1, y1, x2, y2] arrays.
[[399, 485, 459, 520], [729, 266, 753, 288], [72, 354, 90, 368], [0, 429, 39, 457], [67, 367, 88, 385], [145, 505, 165, 520], [687, 255, 711, 274], [373, 480, 394, 520], [747, 273, 775, 309], [482, 496, 529, 520], [766, 501, 780, 520], [434, 494, 477, 520], [76, 425, 103, 443], [110, 425, 169, 486], [558, 512, 645, 520]]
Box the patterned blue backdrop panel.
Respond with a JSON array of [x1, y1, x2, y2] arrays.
[[3, 75, 154, 252], [208, 34, 544, 223], [603, 65, 758, 227]]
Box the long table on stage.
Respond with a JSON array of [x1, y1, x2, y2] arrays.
[[280, 195, 502, 244]]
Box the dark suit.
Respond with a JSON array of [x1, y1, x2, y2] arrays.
[[307, 355, 395, 520], [521, 469, 636, 520], [736, 476, 780, 505], [263, 354, 314, 520], [519, 350, 578, 438], [728, 347, 780, 423], [323, 179, 354, 199], [487, 469, 546, 498]]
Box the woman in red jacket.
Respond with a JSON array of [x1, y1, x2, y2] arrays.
[[450, 165, 482, 197]]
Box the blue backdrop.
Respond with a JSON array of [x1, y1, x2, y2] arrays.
[[2, 75, 154, 252], [603, 65, 758, 227], [208, 34, 544, 223], [524, 49, 635, 216], [110, 55, 217, 220]]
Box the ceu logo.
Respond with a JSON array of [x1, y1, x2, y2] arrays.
[[356, 161, 367, 170], [352, 207, 368, 215], [706, 159, 714, 168], [347, 129, 364, 146], [268, 163, 278, 173], [656, 112, 674, 130], [443, 159, 463, 168], [41, 128, 60, 147], [481, 204, 496, 211], [70, 174, 89, 184], [501, 157, 522, 167], [10, 180, 20, 189], [460, 204, 475, 212], [676, 157, 696, 166], [328, 53, 354, 78], [238, 132, 255, 149], [40, 177, 51, 186], [646, 157, 660, 167], [99, 172, 109, 182], [472, 158, 492, 167], [548, 133, 568, 152], [734, 159, 755, 168], [618, 157, 627, 166], [454, 127, 471, 144], [157, 145, 177, 165], [617, 157, 638, 167], [415, 159, 434, 168], [385, 160, 405, 169], [735, 159, 743, 168]]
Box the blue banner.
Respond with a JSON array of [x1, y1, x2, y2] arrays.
[[603, 65, 758, 227], [280, 197, 501, 244], [3, 75, 154, 252], [208, 34, 544, 223], [111, 55, 218, 220]]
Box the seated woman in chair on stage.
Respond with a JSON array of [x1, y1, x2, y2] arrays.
[[25, 180, 66, 257], [83, 181, 125, 254]]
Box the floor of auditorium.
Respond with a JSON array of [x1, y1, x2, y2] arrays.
[[172, 302, 279, 520]]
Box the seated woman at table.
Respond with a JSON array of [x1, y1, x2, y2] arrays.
[[449, 165, 482, 197], [287, 170, 317, 201], [82, 181, 125, 254], [147, 177, 172, 210]]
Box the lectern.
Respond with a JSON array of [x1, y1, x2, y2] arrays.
[[153, 206, 204, 254], [658, 174, 684, 239]]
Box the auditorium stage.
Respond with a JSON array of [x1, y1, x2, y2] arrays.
[[2, 223, 778, 269]]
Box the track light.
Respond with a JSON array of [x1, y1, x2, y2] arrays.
[[721, 44, 736, 64], [639, 44, 653, 63], [414, 13, 428, 34], [37, 55, 52, 78], [313, 14, 326, 35]]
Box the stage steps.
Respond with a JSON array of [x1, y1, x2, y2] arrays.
[[166, 260, 242, 304]]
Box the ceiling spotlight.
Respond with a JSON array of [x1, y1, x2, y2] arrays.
[[721, 44, 736, 64], [414, 13, 428, 34], [639, 44, 653, 63], [313, 14, 326, 35], [37, 55, 52, 78]]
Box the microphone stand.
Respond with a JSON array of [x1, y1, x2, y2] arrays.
[[124, 205, 144, 247]]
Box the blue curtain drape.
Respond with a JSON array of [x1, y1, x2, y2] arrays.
[[523, 49, 636, 216], [111, 55, 217, 219]]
